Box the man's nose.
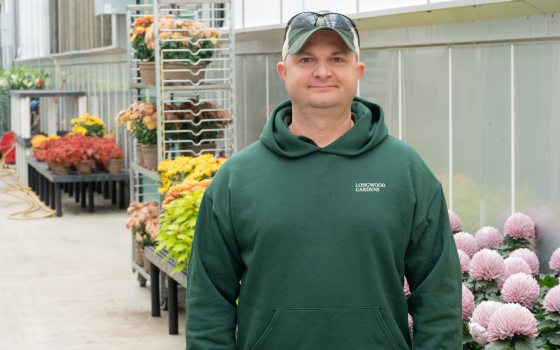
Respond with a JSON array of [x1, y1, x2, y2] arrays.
[[313, 60, 332, 78]]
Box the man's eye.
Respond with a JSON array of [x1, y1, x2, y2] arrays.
[[300, 57, 312, 63], [332, 57, 344, 63]]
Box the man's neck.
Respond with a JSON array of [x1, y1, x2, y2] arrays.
[[288, 106, 354, 147]]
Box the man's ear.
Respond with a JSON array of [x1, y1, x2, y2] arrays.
[[277, 61, 286, 81], [356, 62, 365, 79]]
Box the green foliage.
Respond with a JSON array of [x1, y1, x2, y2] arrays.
[[132, 122, 157, 145], [0, 66, 48, 90], [156, 189, 205, 274], [538, 275, 559, 289], [132, 35, 155, 61], [485, 337, 540, 350], [0, 66, 48, 133], [497, 236, 532, 255]]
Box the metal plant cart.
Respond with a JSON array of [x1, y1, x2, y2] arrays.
[[125, 0, 235, 328]]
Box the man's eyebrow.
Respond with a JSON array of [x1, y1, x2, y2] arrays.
[[295, 50, 348, 56]]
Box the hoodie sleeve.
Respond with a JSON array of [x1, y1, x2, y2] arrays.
[[186, 187, 244, 350], [404, 184, 462, 349]]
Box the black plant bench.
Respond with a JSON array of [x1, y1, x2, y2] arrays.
[[144, 246, 187, 335], [26, 156, 129, 216]]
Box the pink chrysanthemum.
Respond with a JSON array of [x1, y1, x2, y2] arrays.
[[500, 273, 540, 308], [457, 249, 471, 274], [549, 248, 560, 273], [486, 303, 538, 341], [408, 313, 414, 330], [448, 209, 462, 233], [469, 249, 505, 281], [504, 213, 536, 240], [454, 232, 479, 257], [403, 277, 410, 297], [472, 301, 503, 328], [544, 285, 560, 313], [462, 285, 475, 320], [475, 226, 503, 249], [503, 257, 532, 279], [469, 301, 503, 345], [469, 322, 491, 345], [509, 248, 540, 276]]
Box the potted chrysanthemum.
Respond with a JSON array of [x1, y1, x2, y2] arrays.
[[131, 15, 221, 85], [116, 101, 158, 170]]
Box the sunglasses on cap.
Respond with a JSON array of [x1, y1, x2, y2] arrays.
[[284, 11, 360, 45]]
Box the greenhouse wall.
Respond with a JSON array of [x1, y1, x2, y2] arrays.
[[234, 11, 560, 268], [5, 0, 560, 267]]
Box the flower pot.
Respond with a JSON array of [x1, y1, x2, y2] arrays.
[[135, 143, 144, 167], [142, 253, 151, 272], [141, 144, 158, 170], [106, 159, 124, 174], [51, 162, 70, 175], [134, 242, 144, 266], [77, 160, 92, 175], [138, 61, 208, 85]]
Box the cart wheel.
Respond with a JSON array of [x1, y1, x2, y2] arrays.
[[138, 273, 147, 287]]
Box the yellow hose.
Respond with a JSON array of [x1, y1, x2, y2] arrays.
[[0, 143, 56, 219]]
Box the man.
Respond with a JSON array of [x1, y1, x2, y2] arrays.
[[186, 11, 462, 349]]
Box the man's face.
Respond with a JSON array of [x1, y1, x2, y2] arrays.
[[277, 30, 365, 111]]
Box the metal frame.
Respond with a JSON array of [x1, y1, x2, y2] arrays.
[[125, 0, 235, 294]]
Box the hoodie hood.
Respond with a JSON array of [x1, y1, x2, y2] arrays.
[[260, 97, 388, 158]]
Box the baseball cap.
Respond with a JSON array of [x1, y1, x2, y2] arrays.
[[282, 11, 360, 60]]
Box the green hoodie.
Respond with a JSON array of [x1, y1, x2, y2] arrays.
[[186, 97, 462, 350]]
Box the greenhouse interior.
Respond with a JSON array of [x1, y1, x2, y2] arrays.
[[1, 0, 560, 349]]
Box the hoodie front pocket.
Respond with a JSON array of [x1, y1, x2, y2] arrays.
[[250, 307, 400, 350]]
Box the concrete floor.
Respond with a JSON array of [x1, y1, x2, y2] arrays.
[[0, 170, 185, 350]]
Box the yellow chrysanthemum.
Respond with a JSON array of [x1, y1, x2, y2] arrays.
[[71, 125, 88, 135], [31, 135, 47, 148]]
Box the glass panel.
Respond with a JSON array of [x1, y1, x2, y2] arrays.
[[359, 0, 426, 12], [234, 0, 243, 28], [515, 42, 560, 270], [452, 45, 511, 233], [360, 50, 399, 139], [235, 55, 246, 151], [401, 47, 449, 197], [268, 54, 289, 113], [239, 55, 268, 150], [282, 0, 304, 23], [243, 0, 280, 27]]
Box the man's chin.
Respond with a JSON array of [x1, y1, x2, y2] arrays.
[[307, 98, 341, 109]]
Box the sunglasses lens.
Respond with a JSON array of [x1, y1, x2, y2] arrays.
[[322, 14, 354, 33], [289, 12, 316, 29]]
